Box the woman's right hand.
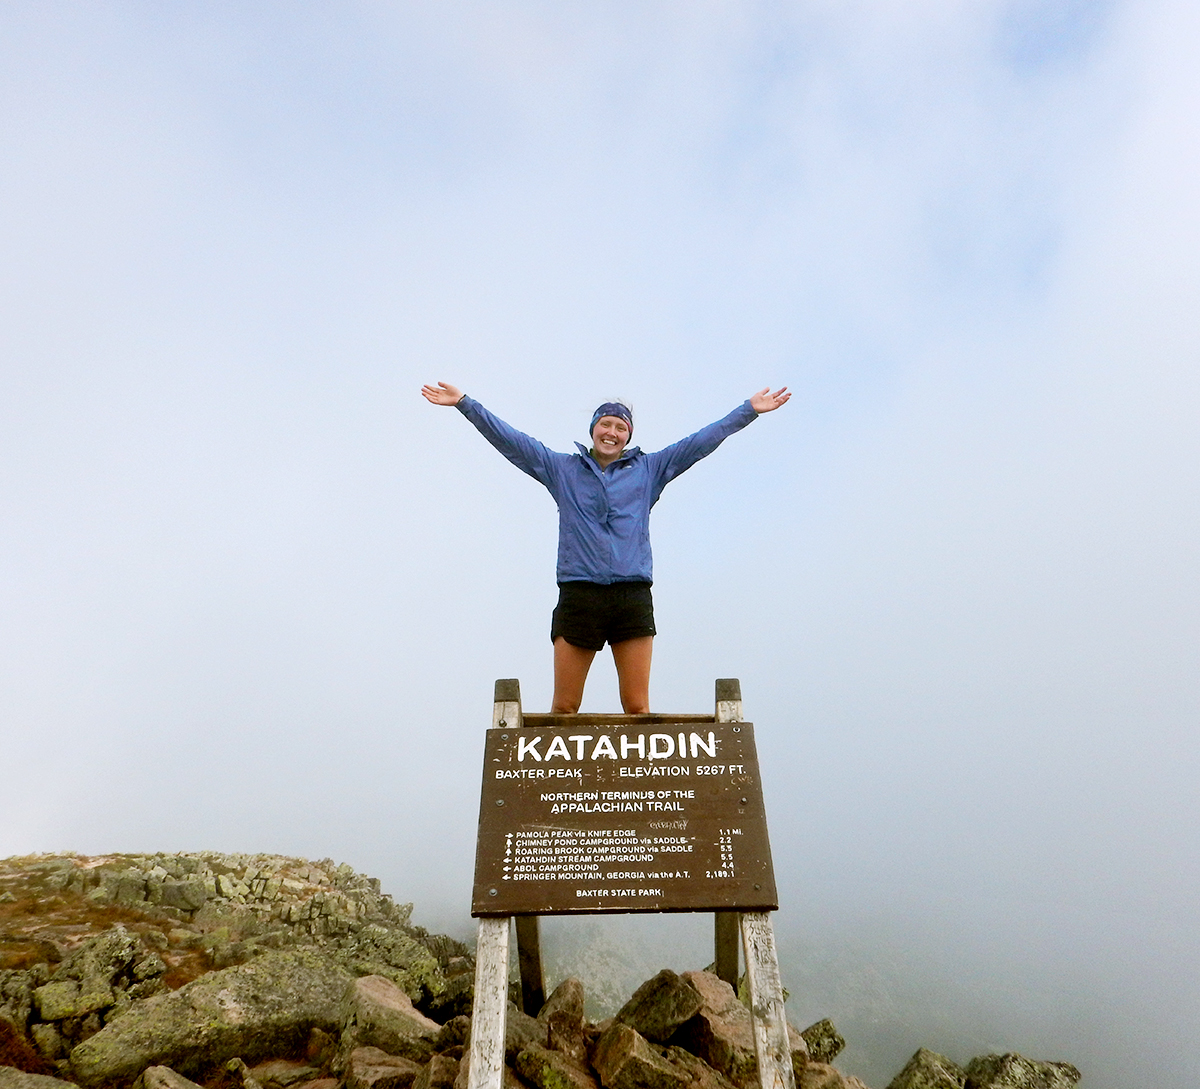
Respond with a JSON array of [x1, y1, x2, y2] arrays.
[[421, 381, 464, 406]]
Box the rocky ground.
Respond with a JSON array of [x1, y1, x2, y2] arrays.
[[0, 854, 1080, 1089]]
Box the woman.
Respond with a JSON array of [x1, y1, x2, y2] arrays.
[[421, 381, 790, 713]]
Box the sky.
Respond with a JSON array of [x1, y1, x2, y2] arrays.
[[1, 2, 1198, 1086]]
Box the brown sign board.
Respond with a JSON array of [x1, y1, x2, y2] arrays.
[[471, 720, 778, 916]]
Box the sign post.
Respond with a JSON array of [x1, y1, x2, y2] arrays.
[[466, 680, 794, 1089]]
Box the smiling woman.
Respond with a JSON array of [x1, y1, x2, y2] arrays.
[[420, 381, 789, 713]]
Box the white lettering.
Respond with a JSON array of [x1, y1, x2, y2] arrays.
[[568, 734, 595, 759], [621, 734, 646, 759], [591, 735, 619, 760], [544, 736, 571, 761], [517, 736, 543, 762], [649, 734, 675, 760], [690, 731, 717, 758]]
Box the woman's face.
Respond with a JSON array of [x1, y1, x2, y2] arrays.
[[591, 415, 631, 461]]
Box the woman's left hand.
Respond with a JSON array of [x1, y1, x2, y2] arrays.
[[750, 387, 790, 413]]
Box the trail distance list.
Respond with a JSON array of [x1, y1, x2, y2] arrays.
[[471, 721, 778, 915]]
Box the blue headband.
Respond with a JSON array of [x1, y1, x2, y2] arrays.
[[590, 402, 633, 434]]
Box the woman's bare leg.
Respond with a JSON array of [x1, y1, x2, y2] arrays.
[[611, 635, 653, 713], [552, 637, 597, 713]]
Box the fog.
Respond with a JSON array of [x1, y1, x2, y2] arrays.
[[1, 3, 1197, 1086]]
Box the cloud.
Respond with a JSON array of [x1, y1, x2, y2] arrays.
[[1, 2, 1197, 1085]]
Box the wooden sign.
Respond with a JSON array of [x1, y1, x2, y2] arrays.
[[471, 720, 778, 916]]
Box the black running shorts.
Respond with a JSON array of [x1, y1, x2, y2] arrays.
[[550, 581, 656, 651]]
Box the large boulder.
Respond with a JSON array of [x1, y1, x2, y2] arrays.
[[340, 976, 440, 1064], [659, 1047, 739, 1089], [591, 1024, 691, 1089], [54, 927, 139, 987], [412, 1054, 459, 1089], [246, 1059, 321, 1088], [798, 1064, 871, 1089], [420, 976, 472, 1024], [515, 1045, 600, 1089], [34, 981, 114, 1022], [1, 968, 49, 1036], [158, 882, 208, 913], [344, 1046, 424, 1089], [963, 1054, 1080, 1089], [538, 978, 586, 1062], [433, 1017, 471, 1053], [132, 1068, 206, 1089], [886, 1049, 965, 1089], [615, 971, 703, 1046], [0, 1070, 79, 1089], [799, 1021, 845, 1066], [504, 1004, 546, 1064], [68, 949, 352, 1086], [669, 972, 764, 1088]]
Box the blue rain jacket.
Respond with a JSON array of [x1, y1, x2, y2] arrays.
[[455, 396, 758, 584]]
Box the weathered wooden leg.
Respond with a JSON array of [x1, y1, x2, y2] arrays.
[[714, 678, 745, 987], [493, 678, 522, 728], [515, 914, 545, 1015], [740, 911, 795, 1089], [467, 917, 511, 1089], [714, 910, 740, 988]]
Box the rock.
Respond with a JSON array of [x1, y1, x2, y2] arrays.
[[659, 1046, 739, 1089], [126, 978, 168, 1003], [340, 976, 441, 1064], [68, 949, 352, 1086], [113, 873, 149, 905], [592, 1023, 690, 1089], [678, 970, 810, 1085], [335, 926, 447, 1001], [420, 974, 473, 1024], [800, 1021, 845, 1066], [963, 1054, 1080, 1089], [133, 1067, 207, 1089], [433, 1017, 472, 1053], [798, 1063, 871, 1089], [886, 1049, 965, 1089], [305, 1027, 337, 1066], [539, 978, 586, 1062], [132, 955, 168, 983], [0, 1070, 79, 1089], [30, 1023, 64, 1062], [670, 972, 759, 1088], [504, 1004, 546, 1064], [516, 1044, 602, 1089], [248, 1060, 321, 1088], [54, 926, 139, 986], [33, 980, 114, 1022], [412, 1054, 459, 1089], [224, 1054, 261, 1089], [615, 971, 703, 1045], [345, 1046, 425, 1089], [1, 969, 41, 1035]]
